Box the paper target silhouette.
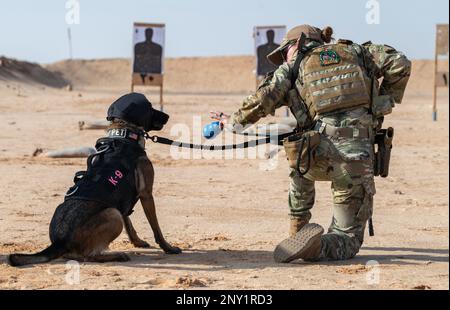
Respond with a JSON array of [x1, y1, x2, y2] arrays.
[[254, 26, 286, 76], [131, 23, 165, 110], [133, 25, 165, 74]]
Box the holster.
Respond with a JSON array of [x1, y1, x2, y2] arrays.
[[283, 131, 321, 176], [374, 127, 394, 178]]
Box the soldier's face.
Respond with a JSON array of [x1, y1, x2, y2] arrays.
[[286, 42, 298, 63]]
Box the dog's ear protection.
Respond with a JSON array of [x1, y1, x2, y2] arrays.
[[146, 109, 169, 132], [107, 93, 169, 132]]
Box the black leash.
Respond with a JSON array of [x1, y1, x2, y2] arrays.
[[145, 132, 292, 150]]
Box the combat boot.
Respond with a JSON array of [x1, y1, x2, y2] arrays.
[[274, 223, 323, 263], [289, 217, 310, 237]]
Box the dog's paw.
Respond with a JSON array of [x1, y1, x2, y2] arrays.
[[132, 240, 151, 249], [164, 246, 182, 255]]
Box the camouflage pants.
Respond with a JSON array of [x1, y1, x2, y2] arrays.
[[288, 136, 375, 261]]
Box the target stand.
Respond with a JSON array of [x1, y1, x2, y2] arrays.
[[432, 24, 449, 121], [131, 73, 164, 111]]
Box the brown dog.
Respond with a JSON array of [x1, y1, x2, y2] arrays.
[[8, 93, 181, 266]]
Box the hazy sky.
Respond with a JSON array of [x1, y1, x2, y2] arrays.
[[0, 0, 448, 63]]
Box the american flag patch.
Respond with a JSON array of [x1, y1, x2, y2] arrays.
[[128, 133, 138, 140]]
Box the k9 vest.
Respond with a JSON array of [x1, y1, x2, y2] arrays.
[[65, 130, 146, 216], [299, 41, 372, 117]]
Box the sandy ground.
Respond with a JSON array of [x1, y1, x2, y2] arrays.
[[0, 57, 448, 290]]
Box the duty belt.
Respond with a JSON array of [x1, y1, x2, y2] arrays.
[[314, 121, 370, 139]]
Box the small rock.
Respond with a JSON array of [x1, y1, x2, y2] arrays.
[[175, 276, 207, 288], [413, 285, 431, 290], [78, 121, 85, 130], [32, 148, 43, 157]]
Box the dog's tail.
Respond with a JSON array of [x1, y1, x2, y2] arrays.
[[8, 243, 67, 267]]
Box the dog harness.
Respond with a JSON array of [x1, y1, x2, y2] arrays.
[[65, 129, 146, 216]]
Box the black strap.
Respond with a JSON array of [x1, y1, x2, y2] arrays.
[[85, 140, 111, 171], [289, 34, 314, 130], [290, 33, 307, 86], [295, 135, 312, 176], [368, 218, 375, 236]]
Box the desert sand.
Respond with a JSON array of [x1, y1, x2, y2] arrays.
[[0, 56, 448, 290]]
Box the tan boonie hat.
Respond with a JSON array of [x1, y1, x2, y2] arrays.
[[267, 24, 324, 66]]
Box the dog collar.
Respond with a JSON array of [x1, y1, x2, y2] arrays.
[[107, 128, 144, 141]]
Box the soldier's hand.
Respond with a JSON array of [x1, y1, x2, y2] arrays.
[[210, 111, 230, 129]]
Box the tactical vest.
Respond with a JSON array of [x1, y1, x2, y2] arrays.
[[65, 129, 146, 216], [299, 41, 372, 117]]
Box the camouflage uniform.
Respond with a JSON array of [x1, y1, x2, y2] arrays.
[[230, 42, 411, 261]]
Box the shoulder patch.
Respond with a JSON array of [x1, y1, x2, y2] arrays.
[[319, 49, 341, 66]]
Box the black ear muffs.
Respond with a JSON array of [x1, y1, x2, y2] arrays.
[[107, 93, 170, 132], [146, 109, 169, 132]]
